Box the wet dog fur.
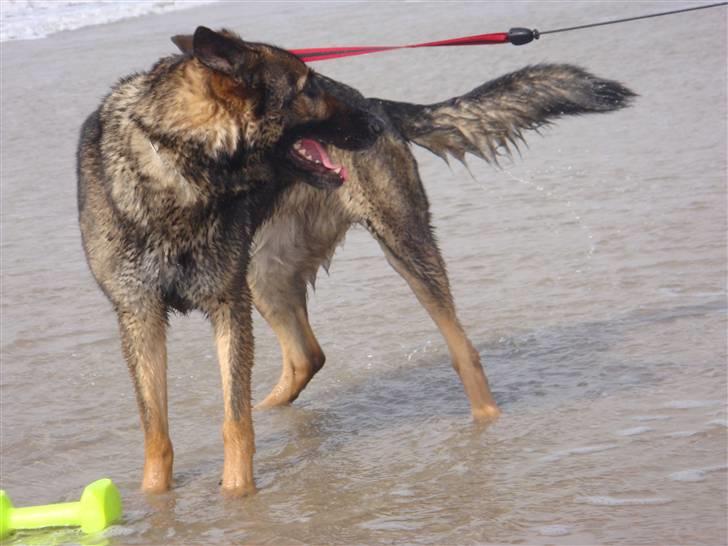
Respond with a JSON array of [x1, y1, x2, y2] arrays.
[[238, 62, 636, 421], [77, 27, 382, 495]]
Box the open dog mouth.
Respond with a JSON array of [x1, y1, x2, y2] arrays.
[[288, 139, 348, 183]]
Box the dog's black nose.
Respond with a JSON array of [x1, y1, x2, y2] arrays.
[[368, 116, 384, 136]]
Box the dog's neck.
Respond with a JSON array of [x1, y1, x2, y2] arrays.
[[135, 57, 270, 159]]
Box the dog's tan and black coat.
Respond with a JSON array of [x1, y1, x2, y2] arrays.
[[244, 64, 635, 422], [78, 27, 381, 495]]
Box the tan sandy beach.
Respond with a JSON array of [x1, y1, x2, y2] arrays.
[[1, 2, 726, 544]]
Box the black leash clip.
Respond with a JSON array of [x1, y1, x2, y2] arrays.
[[508, 27, 540, 45]]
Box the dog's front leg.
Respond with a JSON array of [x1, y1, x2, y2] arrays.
[[210, 293, 256, 497], [117, 304, 174, 493]]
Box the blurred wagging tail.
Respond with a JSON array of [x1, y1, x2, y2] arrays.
[[77, 27, 382, 495]]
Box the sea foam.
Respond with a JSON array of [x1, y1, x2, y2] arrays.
[[1, 0, 217, 42]]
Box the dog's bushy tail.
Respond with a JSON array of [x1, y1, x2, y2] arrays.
[[377, 64, 636, 164]]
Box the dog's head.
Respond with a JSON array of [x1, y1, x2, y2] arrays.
[[172, 27, 383, 189]]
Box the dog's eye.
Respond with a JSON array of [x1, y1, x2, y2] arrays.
[[303, 86, 317, 99], [301, 78, 320, 99]]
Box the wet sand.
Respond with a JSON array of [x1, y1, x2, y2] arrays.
[[1, 1, 726, 544]]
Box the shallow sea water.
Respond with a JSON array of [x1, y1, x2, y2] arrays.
[[1, 2, 726, 545]]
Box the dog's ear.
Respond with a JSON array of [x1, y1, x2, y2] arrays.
[[171, 34, 194, 54], [192, 26, 257, 76]]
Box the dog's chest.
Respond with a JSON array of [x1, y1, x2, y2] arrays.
[[139, 204, 251, 312]]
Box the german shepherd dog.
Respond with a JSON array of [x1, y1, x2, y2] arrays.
[[77, 27, 382, 495], [233, 61, 635, 421]]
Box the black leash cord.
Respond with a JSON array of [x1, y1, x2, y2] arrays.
[[539, 2, 727, 36]]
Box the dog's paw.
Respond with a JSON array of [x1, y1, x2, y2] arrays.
[[472, 404, 501, 425], [220, 481, 257, 498]]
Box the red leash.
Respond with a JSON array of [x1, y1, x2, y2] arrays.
[[290, 3, 728, 63], [290, 28, 536, 62]]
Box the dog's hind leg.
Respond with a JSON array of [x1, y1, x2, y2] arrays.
[[117, 303, 174, 492], [252, 277, 325, 409], [249, 188, 346, 408], [376, 228, 501, 423], [341, 138, 500, 423], [209, 293, 256, 496]]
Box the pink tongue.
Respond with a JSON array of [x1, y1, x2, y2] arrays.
[[299, 139, 337, 169]]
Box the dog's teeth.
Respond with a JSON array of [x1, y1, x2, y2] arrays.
[[293, 143, 321, 164]]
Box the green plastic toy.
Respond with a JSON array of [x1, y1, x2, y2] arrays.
[[0, 479, 122, 540]]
